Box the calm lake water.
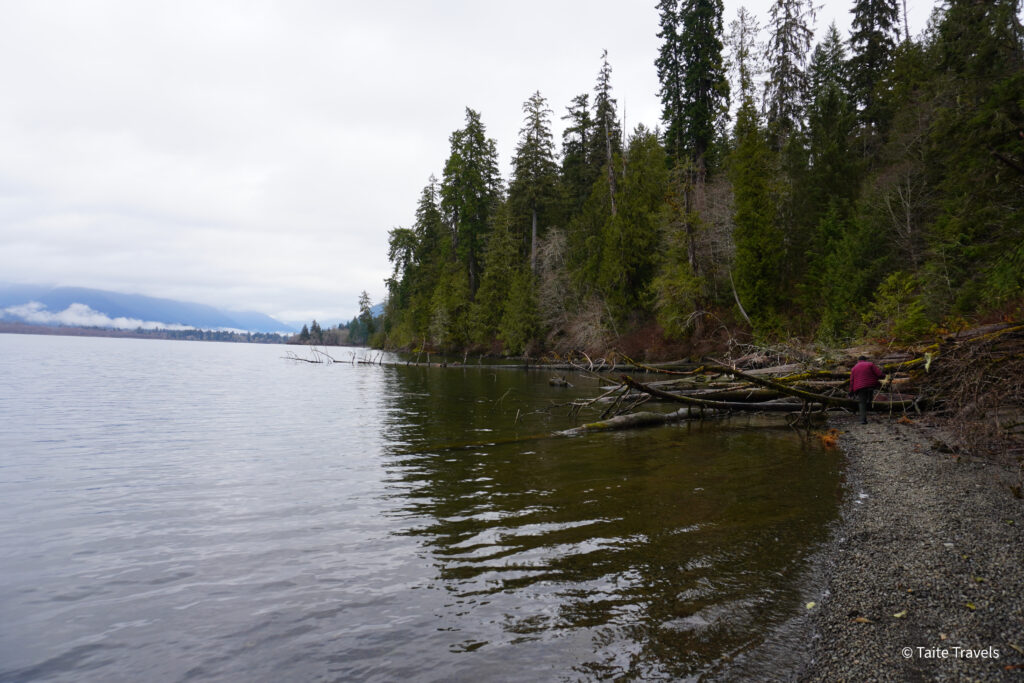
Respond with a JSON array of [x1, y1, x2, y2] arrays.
[[0, 334, 842, 681]]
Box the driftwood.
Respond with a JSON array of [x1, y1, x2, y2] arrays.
[[622, 376, 821, 412], [556, 406, 714, 436], [704, 361, 925, 411], [557, 324, 1024, 457]]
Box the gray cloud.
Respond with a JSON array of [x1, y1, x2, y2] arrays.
[[0, 0, 938, 322]]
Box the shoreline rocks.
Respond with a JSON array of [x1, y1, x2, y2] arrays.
[[799, 414, 1024, 681]]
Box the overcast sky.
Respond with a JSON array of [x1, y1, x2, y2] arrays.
[[0, 1, 939, 324]]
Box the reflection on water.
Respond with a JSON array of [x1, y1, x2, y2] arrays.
[[0, 336, 841, 682], [379, 365, 841, 680]]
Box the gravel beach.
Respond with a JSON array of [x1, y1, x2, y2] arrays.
[[799, 413, 1024, 681]]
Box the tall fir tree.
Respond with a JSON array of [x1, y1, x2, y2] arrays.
[[763, 0, 816, 147], [440, 108, 503, 298], [801, 24, 860, 326], [679, 0, 730, 173], [560, 93, 595, 214], [804, 24, 858, 232], [726, 7, 762, 112], [412, 176, 445, 265], [656, 0, 729, 336], [590, 50, 623, 216], [848, 0, 900, 129], [385, 226, 418, 318], [656, 0, 687, 162], [730, 98, 784, 335], [508, 91, 560, 272], [658, 0, 730, 171]]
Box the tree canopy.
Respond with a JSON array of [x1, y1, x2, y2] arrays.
[[379, 4, 1024, 356]]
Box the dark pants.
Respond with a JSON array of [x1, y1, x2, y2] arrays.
[[855, 387, 875, 424]]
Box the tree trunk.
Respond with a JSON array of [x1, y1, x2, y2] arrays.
[[531, 207, 538, 273], [604, 113, 618, 217]]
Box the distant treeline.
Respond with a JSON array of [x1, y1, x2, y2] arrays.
[[0, 322, 290, 343], [380, 0, 1023, 357], [288, 291, 382, 346]]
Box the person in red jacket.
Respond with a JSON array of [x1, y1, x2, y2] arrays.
[[849, 355, 886, 424]]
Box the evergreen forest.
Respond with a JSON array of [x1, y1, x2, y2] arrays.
[[381, 0, 1024, 358]]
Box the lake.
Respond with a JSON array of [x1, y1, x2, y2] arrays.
[[0, 334, 841, 681]]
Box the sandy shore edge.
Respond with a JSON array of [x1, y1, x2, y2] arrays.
[[794, 414, 1024, 681]]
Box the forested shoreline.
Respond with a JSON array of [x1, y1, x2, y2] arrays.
[[380, 0, 1023, 360]]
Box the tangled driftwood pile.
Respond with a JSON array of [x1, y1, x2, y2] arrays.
[[921, 323, 1024, 466], [560, 323, 1024, 464]]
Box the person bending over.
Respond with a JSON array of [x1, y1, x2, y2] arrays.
[[849, 355, 886, 424]]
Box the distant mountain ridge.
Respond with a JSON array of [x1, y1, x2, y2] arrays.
[[0, 284, 296, 333]]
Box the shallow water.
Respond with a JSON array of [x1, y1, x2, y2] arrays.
[[0, 334, 841, 681]]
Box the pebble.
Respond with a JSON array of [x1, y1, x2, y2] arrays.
[[795, 415, 1024, 682]]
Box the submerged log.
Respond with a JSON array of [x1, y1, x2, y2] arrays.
[[556, 406, 713, 436]]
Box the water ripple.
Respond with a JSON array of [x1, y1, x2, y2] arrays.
[[0, 336, 841, 681]]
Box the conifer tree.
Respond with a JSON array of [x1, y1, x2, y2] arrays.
[[385, 226, 417, 312], [509, 91, 560, 272], [560, 93, 595, 214], [726, 7, 762, 107], [498, 269, 540, 355], [658, 0, 730, 171], [763, 0, 816, 146], [357, 294, 373, 339], [409, 177, 447, 338], [657, 0, 686, 162], [565, 165, 613, 296], [730, 98, 784, 335], [384, 176, 449, 345], [413, 176, 445, 265], [656, 0, 730, 335], [848, 0, 900, 128], [652, 162, 705, 337], [597, 126, 668, 321], [468, 208, 518, 346], [925, 0, 1024, 311], [590, 50, 622, 215], [680, 0, 729, 172], [805, 24, 858, 228], [801, 25, 860, 323], [440, 108, 503, 297]]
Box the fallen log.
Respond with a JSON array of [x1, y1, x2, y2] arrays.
[[556, 406, 715, 436], [686, 387, 783, 402], [622, 376, 824, 412]]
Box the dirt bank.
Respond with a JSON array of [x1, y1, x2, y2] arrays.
[[799, 413, 1024, 681]]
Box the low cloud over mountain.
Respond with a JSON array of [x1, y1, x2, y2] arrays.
[[0, 285, 296, 334]]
